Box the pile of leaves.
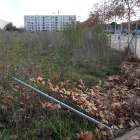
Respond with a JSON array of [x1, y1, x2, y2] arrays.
[[33, 55, 140, 138], [1, 55, 140, 140]]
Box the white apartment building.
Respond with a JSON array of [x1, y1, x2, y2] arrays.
[[24, 15, 76, 32], [0, 19, 10, 29]]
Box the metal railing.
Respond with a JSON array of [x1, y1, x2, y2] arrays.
[[12, 77, 113, 131]]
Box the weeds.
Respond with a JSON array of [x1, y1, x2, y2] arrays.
[[0, 23, 128, 139]]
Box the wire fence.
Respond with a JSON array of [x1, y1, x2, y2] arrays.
[[89, 22, 140, 58], [110, 22, 139, 57]]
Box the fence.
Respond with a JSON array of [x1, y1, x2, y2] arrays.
[[116, 29, 140, 34], [109, 22, 139, 57], [89, 23, 139, 57]]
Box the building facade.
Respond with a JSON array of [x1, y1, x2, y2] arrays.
[[24, 15, 76, 32], [0, 19, 10, 29]]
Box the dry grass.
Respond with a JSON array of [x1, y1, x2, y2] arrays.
[[0, 24, 129, 139]]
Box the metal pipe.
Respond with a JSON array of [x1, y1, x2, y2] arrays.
[[12, 77, 113, 131]]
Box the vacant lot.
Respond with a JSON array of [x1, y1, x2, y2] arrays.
[[0, 25, 133, 140]]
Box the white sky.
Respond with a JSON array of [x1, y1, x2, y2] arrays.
[[0, 0, 103, 27]]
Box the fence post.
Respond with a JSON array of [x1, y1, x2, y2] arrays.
[[115, 16, 116, 40], [110, 25, 111, 48], [135, 23, 138, 56], [119, 24, 122, 51]]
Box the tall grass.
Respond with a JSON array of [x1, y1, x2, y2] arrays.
[[0, 23, 128, 139], [0, 24, 128, 84]]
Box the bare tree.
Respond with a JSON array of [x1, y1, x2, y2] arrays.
[[105, 5, 114, 32], [81, 2, 104, 28], [109, 3, 125, 39], [84, 1, 112, 29]]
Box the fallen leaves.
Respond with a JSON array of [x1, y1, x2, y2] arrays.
[[1, 105, 8, 111], [37, 77, 43, 83], [20, 102, 25, 108], [3, 54, 138, 140], [0, 85, 3, 90], [43, 55, 140, 132], [118, 124, 124, 129], [0, 123, 5, 127], [118, 118, 125, 125], [38, 99, 42, 104], [129, 119, 135, 127], [68, 108, 72, 112], [98, 122, 105, 130], [7, 95, 14, 100], [106, 129, 113, 138], [80, 131, 93, 140], [27, 67, 32, 74], [41, 102, 61, 110]]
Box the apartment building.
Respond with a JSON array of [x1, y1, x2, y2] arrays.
[[24, 15, 76, 32]]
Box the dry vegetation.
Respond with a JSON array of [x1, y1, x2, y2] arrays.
[[0, 24, 135, 140]]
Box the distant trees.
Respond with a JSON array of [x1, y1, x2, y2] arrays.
[[81, 0, 124, 29], [82, 2, 105, 28], [4, 22, 13, 31], [18, 27, 25, 32], [112, 0, 140, 42], [4, 23, 25, 32], [82, 0, 140, 41], [108, 3, 125, 39], [110, 22, 118, 29]]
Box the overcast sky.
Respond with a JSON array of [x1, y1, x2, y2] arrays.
[[0, 0, 103, 27]]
